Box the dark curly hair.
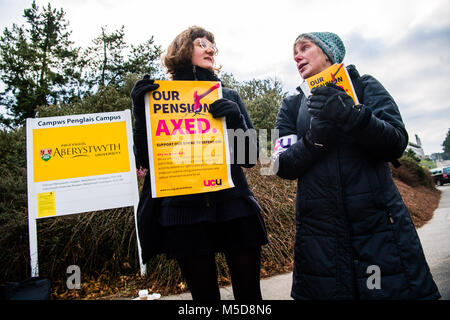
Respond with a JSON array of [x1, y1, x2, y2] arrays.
[[162, 26, 219, 78]]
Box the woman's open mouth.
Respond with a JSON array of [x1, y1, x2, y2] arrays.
[[298, 62, 308, 72]]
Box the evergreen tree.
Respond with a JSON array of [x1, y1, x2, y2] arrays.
[[238, 78, 287, 130], [0, 1, 79, 127], [83, 26, 162, 91]]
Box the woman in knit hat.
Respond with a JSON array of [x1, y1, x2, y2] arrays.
[[273, 32, 440, 300]]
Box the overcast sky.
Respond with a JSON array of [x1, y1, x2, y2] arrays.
[[1, 0, 449, 155]]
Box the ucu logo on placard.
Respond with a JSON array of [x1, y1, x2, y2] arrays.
[[204, 179, 222, 187]]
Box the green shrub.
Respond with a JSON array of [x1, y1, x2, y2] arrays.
[[391, 155, 435, 189], [0, 78, 297, 291]]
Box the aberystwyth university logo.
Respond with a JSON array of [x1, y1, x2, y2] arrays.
[[40, 148, 52, 161], [39, 143, 122, 161], [52, 143, 122, 159]]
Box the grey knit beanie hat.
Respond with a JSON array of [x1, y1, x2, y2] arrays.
[[296, 32, 346, 64]]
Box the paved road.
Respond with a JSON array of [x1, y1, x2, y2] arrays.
[[159, 271, 292, 300], [417, 185, 450, 300], [159, 185, 450, 300]]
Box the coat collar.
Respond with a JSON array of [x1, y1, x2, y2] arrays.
[[173, 65, 220, 82]]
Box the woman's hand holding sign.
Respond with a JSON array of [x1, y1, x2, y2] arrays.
[[307, 83, 371, 133], [131, 75, 160, 130], [131, 75, 160, 110]]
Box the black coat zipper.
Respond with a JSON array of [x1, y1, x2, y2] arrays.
[[335, 146, 360, 299]]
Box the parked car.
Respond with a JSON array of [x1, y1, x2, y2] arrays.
[[429, 167, 450, 186]]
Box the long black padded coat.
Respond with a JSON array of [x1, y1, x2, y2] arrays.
[[275, 65, 440, 300]]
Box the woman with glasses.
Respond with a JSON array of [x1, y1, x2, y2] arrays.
[[131, 26, 268, 301]]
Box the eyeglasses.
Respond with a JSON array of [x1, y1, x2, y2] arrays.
[[194, 38, 218, 55]]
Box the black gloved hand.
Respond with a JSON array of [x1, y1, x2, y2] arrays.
[[307, 82, 353, 120], [131, 75, 159, 132], [307, 82, 369, 133], [304, 116, 336, 150], [130, 75, 160, 111], [209, 98, 247, 130]]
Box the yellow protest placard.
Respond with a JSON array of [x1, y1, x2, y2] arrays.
[[299, 63, 360, 104], [33, 121, 130, 182], [145, 80, 234, 198]]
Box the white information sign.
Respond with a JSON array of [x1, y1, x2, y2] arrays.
[[26, 110, 144, 276]]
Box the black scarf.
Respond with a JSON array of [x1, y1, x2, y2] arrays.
[[173, 65, 220, 82]]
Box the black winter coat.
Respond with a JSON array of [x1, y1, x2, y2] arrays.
[[133, 66, 263, 263], [275, 65, 440, 300]]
